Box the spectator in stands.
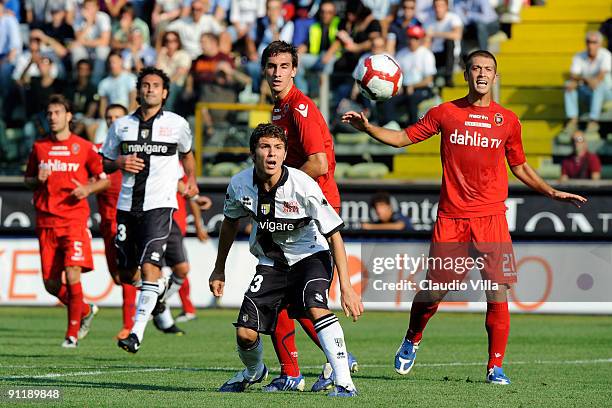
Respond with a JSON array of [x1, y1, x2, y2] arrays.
[[152, 0, 184, 46], [600, 18, 612, 54], [560, 130, 602, 181], [25, 0, 75, 27], [292, 0, 316, 52], [65, 59, 99, 137], [156, 31, 192, 112], [246, 0, 294, 94], [3, 0, 19, 21], [227, 0, 266, 55], [121, 27, 157, 73], [423, 0, 462, 87], [99, 0, 128, 19], [70, 0, 111, 83], [97, 51, 137, 118], [28, 29, 69, 72], [387, 0, 421, 55], [454, 0, 499, 54], [381, 24, 436, 126], [564, 31, 612, 133], [0, 0, 22, 106], [295, 0, 341, 94], [361, 192, 413, 231], [166, 0, 224, 59], [111, 4, 151, 51], [12, 35, 61, 86], [38, 7, 73, 74]]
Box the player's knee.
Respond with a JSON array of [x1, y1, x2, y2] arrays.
[[119, 268, 137, 284], [64, 266, 81, 284], [236, 327, 258, 348], [306, 307, 331, 321], [43, 279, 61, 295], [172, 263, 189, 279]]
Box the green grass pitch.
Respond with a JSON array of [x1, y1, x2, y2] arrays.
[[1, 307, 611, 407]]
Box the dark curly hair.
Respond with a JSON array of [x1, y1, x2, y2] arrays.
[[136, 67, 171, 106], [249, 123, 287, 153], [261, 41, 299, 70]]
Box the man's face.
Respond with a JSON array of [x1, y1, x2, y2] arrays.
[[139, 74, 168, 108], [191, 0, 206, 20], [77, 62, 92, 78], [47, 104, 71, 134], [465, 55, 496, 96], [408, 36, 420, 51], [264, 52, 296, 95], [371, 37, 385, 54], [402, 0, 416, 20], [573, 133, 588, 155], [374, 202, 394, 223], [105, 107, 125, 127], [200, 35, 216, 55], [253, 136, 287, 177], [434, 0, 447, 19], [109, 55, 123, 75], [320, 3, 336, 25], [586, 35, 600, 57], [82, 1, 98, 20], [266, 0, 282, 22]]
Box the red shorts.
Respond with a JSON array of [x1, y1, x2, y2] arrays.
[[428, 214, 517, 285], [37, 226, 94, 280]]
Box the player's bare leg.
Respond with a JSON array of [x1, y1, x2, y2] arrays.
[[219, 327, 268, 392], [484, 285, 511, 384]]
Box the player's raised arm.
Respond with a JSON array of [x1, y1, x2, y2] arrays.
[[510, 162, 587, 208], [328, 231, 363, 322], [342, 111, 413, 147]]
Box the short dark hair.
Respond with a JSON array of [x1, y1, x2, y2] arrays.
[[136, 67, 171, 105], [370, 192, 392, 207], [249, 123, 287, 153], [106, 103, 128, 116], [464, 50, 497, 72], [162, 30, 183, 49], [261, 41, 298, 70], [47, 94, 72, 113]]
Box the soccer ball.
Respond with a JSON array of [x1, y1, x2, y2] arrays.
[[355, 54, 403, 101]]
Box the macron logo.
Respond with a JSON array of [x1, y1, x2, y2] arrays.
[[295, 103, 308, 118]]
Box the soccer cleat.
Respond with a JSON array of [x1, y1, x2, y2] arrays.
[[77, 304, 99, 340], [175, 312, 197, 323], [263, 374, 305, 392], [61, 336, 78, 348], [348, 352, 359, 373], [327, 385, 357, 397], [486, 366, 511, 385], [219, 365, 268, 392], [394, 338, 419, 375], [151, 300, 166, 316], [311, 363, 334, 392], [115, 328, 131, 340], [159, 324, 186, 335], [118, 333, 140, 353]]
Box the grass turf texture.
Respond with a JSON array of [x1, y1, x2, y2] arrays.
[[0, 307, 611, 407]]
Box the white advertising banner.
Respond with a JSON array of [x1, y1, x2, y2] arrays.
[[1, 238, 611, 314]]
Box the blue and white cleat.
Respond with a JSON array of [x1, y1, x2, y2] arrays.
[[311, 363, 334, 392], [486, 366, 510, 385], [219, 365, 269, 392], [328, 385, 357, 397], [394, 338, 419, 375], [348, 352, 359, 373], [263, 374, 305, 392]]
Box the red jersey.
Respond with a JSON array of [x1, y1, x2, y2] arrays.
[[406, 97, 526, 218], [173, 174, 189, 236], [95, 143, 122, 224], [561, 152, 601, 179], [272, 85, 341, 208], [25, 134, 106, 228]]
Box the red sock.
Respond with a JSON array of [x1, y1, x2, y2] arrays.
[[178, 277, 196, 314], [66, 283, 84, 339], [272, 309, 300, 377], [121, 284, 137, 330], [56, 284, 69, 305], [406, 295, 439, 344], [297, 317, 321, 349], [486, 302, 510, 369]]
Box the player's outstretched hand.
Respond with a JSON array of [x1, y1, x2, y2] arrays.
[[340, 287, 364, 322], [70, 178, 90, 200], [551, 189, 587, 208], [37, 166, 50, 183], [118, 153, 145, 174], [209, 268, 225, 297], [196, 227, 209, 242], [341, 111, 369, 132]]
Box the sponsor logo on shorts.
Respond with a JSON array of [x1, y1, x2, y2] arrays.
[[242, 314, 249, 322], [315, 293, 324, 303], [151, 252, 160, 262]]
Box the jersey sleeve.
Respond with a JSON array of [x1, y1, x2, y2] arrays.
[[405, 104, 442, 143], [100, 121, 120, 160], [86, 143, 106, 178], [292, 102, 326, 156], [223, 180, 248, 220], [504, 117, 526, 167], [25, 146, 38, 178], [178, 117, 193, 154], [303, 178, 344, 237]]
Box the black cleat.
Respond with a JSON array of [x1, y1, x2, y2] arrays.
[[159, 324, 185, 336], [151, 300, 166, 316], [118, 333, 140, 353]]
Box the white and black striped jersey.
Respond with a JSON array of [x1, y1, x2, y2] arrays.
[[224, 166, 344, 267], [100, 109, 192, 212]]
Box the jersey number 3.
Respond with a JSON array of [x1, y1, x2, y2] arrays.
[[250, 275, 263, 293]]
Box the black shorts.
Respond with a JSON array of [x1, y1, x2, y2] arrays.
[[115, 208, 174, 269], [164, 220, 187, 267], [234, 251, 333, 335]]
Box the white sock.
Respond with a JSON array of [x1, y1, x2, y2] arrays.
[[154, 304, 174, 329], [131, 281, 160, 341], [314, 314, 354, 390], [237, 337, 264, 380], [164, 274, 184, 300]]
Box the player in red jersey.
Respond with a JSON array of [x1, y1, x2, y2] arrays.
[[24, 94, 111, 348], [258, 41, 356, 392], [95, 103, 139, 341], [343, 50, 587, 384]]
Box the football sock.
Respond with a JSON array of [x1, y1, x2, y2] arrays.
[[57, 284, 90, 318], [178, 277, 196, 314], [164, 273, 184, 300], [406, 295, 439, 344], [314, 314, 354, 390], [237, 337, 265, 380], [486, 302, 510, 369], [272, 309, 300, 377], [66, 283, 84, 339], [121, 284, 137, 330], [131, 281, 160, 342], [154, 304, 174, 329], [297, 317, 322, 348]]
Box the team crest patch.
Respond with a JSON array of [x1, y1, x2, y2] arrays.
[[141, 129, 150, 139], [71, 143, 80, 154], [242, 314, 249, 322], [242, 196, 252, 206], [260, 203, 271, 215], [494, 113, 504, 126]]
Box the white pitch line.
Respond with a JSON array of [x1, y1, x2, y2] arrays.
[[2, 358, 611, 381]]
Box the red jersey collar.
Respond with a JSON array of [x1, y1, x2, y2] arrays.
[[276, 84, 299, 106]]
